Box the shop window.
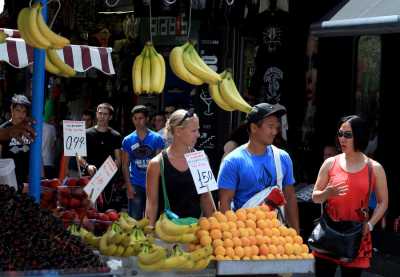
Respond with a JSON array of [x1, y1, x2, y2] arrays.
[[355, 36, 381, 157]]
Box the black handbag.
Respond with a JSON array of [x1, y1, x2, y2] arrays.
[[308, 160, 372, 262]]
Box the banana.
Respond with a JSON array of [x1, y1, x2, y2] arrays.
[[36, 5, 70, 49], [99, 234, 117, 256], [105, 224, 117, 244], [17, 8, 46, 48], [191, 256, 211, 271], [219, 71, 252, 113], [149, 45, 161, 93], [122, 245, 135, 257], [209, 82, 235, 111], [138, 244, 167, 265], [141, 46, 151, 93], [118, 213, 135, 232], [189, 245, 213, 262], [138, 258, 166, 272], [114, 245, 125, 257], [159, 213, 198, 236], [182, 44, 221, 85], [156, 52, 166, 93], [180, 233, 198, 244], [155, 220, 182, 243], [177, 252, 195, 271], [137, 217, 150, 229], [24, 5, 52, 49], [132, 50, 144, 95], [164, 245, 188, 270], [0, 31, 8, 43], [169, 43, 204, 86], [46, 49, 76, 77]]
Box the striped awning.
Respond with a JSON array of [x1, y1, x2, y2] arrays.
[[0, 28, 115, 75]]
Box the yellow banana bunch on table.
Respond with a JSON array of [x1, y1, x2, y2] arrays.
[[218, 70, 252, 113], [137, 243, 167, 271], [132, 42, 166, 95], [155, 213, 198, 243], [17, 3, 70, 49], [169, 41, 221, 85]]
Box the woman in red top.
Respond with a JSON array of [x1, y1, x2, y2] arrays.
[[312, 115, 388, 277]]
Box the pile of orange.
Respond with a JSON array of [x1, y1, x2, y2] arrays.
[[188, 205, 314, 261]]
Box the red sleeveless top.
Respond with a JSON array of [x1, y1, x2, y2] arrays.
[[313, 156, 376, 268]]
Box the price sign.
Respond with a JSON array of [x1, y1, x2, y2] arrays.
[[63, 120, 87, 157], [84, 156, 118, 203], [184, 150, 218, 194]]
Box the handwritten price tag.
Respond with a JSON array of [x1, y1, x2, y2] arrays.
[[63, 120, 87, 157], [184, 150, 218, 194], [84, 156, 118, 203]]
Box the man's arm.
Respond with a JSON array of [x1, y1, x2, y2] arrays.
[[283, 185, 300, 233], [121, 150, 133, 199], [219, 189, 235, 213], [114, 148, 122, 169]]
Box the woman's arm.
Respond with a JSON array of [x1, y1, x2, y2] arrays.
[[368, 161, 389, 228], [312, 157, 348, 203], [145, 155, 161, 227], [200, 192, 215, 217]]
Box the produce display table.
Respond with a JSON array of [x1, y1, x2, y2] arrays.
[[216, 259, 314, 275]]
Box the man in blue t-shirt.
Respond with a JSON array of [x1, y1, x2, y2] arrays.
[[218, 103, 299, 232], [122, 105, 165, 219]]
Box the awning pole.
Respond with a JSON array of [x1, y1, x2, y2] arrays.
[[29, 0, 47, 202]]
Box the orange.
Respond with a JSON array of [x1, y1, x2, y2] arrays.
[[210, 229, 222, 240], [301, 244, 309, 254], [212, 238, 224, 248], [271, 227, 280, 236], [264, 236, 271, 245], [243, 246, 253, 258], [227, 221, 237, 230], [255, 228, 264, 236], [236, 220, 246, 229], [214, 245, 226, 256], [259, 244, 269, 256], [255, 235, 265, 245], [251, 245, 259, 256], [247, 212, 257, 222], [220, 222, 230, 232], [245, 219, 257, 229], [284, 243, 294, 255], [223, 238, 234, 248], [215, 254, 225, 261], [209, 217, 221, 230], [232, 237, 242, 247], [225, 210, 237, 222], [231, 229, 240, 238], [234, 246, 245, 258], [255, 210, 266, 220], [271, 236, 279, 245], [241, 237, 250, 247], [238, 228, 249, 238], [269, 245, 278, 255], [267, 254, 276, 260], [294, 235, 303, 244], [199, 217, 211, 230], [287, 227, 297, 237], [248, 235, 257, 246], [263, 228, 273, 237], [278, 236, 286, 246], [285, 236, 294, 244], [271, 218, 281, 228], [196, 229, 209, 239], [200, 235, 212, 246], [225, 246, 235, 258], [277, 245, 285, 255], [256, 219, 267, 229], [278, 225, 289, 236], [223, 231, 233, 240], [236, 209, 247, 221], [247, 228, 256, 236], [260, 204, 270, 212], [213, 211, 228, 223], [251, 255, 261, 260]]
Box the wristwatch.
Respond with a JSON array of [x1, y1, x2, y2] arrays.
[[367, 221, 374, 232]]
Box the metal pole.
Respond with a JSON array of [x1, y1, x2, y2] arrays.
[[29, 0, 47, 202]]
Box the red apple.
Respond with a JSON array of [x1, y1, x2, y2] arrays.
[[69, 198, 81, 208], [49, 178, 61, 189], [67, 178, 79, 187], [105, 210, 119, 221]]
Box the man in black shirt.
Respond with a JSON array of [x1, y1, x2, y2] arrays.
[[0, 95, 32, 192], [78, 103, 122, 211]]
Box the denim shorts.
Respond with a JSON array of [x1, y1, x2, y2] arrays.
[[128, 185, 146, 220]]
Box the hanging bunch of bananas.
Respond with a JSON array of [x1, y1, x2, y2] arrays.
[[17, 3, 74, 77], [132, 42, 166, 95], [169, 41, 221, 86], [0, 31, 8, 43], [155, 213, 198, 244], [209, 70, 252, 113]]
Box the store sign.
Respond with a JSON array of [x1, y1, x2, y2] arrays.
[[184, 150, 218, 194], [62, 120, 87, 157], [84, 156, 117, 203]]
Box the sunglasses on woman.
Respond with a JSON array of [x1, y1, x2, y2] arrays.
[[337, 130, 353, 139], [177, 108, 195, 126]]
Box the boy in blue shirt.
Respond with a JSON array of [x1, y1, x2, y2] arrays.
[[122, 105, 165, 219], [217, 103, 299, 232]]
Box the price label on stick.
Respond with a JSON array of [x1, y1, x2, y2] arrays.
[[184, 150, 218, 194], [84, 156, 118, 203], [63, 120, 87, 157]]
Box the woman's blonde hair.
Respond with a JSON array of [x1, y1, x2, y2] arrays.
[[165, 109, 197, 138]]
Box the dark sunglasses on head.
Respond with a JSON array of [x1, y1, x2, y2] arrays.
[[177, 108, 195, 126], [337, 130, 353, 139]]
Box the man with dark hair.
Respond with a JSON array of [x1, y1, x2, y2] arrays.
[[122, 105, 164, 219], [77, 103, 122, 211], [217, 103, 300, 232], [0, 95, 33, 192], [82, 109, 95, 129]]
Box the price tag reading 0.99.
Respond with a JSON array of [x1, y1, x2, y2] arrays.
[[65, 135, 85, 151]]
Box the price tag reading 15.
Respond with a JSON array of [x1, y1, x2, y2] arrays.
[[63, 120, 87, 157]]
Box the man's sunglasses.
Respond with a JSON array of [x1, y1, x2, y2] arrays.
[[177, 108, 195, 126], [337, 130, 353, 139]]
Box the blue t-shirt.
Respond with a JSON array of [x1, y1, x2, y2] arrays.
[[122, 130, 165, 188], [217, 145, 295, 210]]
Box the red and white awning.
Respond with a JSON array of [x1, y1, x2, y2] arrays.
[[0, 28, 115, 75]]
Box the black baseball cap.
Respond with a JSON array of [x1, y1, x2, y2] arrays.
[[246, 103, 286, 124], [11, 94, 31, 107], [131, 105, 149, 116]]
